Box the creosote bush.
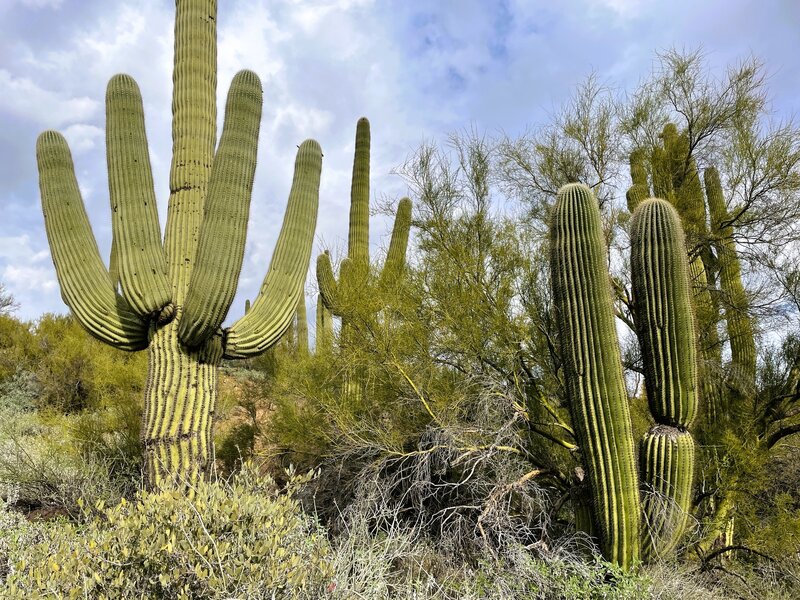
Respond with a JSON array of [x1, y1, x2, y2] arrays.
[[1, 464, 333, 599]]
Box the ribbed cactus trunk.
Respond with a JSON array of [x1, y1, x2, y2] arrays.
[[551, 183, 641, 569], [630, 199, 698, 560], [143, 317, 223, 485], [37, 0, 321, 489]]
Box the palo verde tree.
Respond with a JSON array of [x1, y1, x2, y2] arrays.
[[36, 0, 321, 488]]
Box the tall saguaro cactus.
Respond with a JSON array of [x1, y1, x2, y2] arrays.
[[630, 199, 698, 560], [550, 183, 641, 568], [36, 0, 321, 488], [316, 118, 413, 319]]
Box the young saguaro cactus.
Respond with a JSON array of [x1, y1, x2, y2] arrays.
[[316, 118, 413, 320], [550, 183, 641, 568], [36, 0, 321, 488], [630, 198, 698, 560]]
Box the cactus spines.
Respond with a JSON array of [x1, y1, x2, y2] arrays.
[[37, 0, 320, 488], [705, 166, 756, 397], [551, 183, 641, 568], [630, 199, 698, 428], [640, 425, 696, 560]]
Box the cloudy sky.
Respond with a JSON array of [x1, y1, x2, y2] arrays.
[[1, 0, 798, 324]]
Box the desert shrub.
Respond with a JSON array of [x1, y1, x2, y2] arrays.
[[0, 408, 129, 515], [2, 464, 333, 599], [31, 314, 147, 413]]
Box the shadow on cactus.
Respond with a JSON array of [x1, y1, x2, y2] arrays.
[[36, 0, 321, 489]]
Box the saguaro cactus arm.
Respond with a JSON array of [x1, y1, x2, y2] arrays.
[[106, 74, 172, 319], [550, 182, 641, 568], [349, 117, 371, 269], [317, 250, 340, 312], [224, 139, 322, 358], [179, 70, 263, 347], [37, 131, 149, 351], [380, 196, 412, 286]]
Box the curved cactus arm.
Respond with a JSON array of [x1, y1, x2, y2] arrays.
[[37, 131, 149, 350], [223, 139, 322, 358], [316, 250, 340, 313], [348, 117, 371, 270], [550, 183, 641, 568], [106, 74, 172, 318], [630, 199, 699, 428], [380, 197, 412, 286], [179, 70, 263, 347]]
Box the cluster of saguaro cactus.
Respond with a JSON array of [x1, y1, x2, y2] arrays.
[[316, 117, 412, 330], [37, 0, 321, 488], [551, 184, 698, 567]]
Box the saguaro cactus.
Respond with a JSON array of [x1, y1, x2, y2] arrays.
[[316, 118, 413, 318], [36, 0, 321, 488], [705, 166, 756, 400], [649, 124, 723, 423], [630, 198, 698, 560], [550, 183, 641, 568]]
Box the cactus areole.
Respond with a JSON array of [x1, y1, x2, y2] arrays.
[[36, 0, 321, 488]]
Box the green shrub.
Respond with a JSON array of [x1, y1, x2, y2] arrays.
[[2, 465, 333, 599]]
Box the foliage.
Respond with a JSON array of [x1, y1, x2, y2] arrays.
[[1, 465, 333, 599]]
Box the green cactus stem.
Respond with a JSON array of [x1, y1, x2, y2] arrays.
[[550, 183, 641, 568], [640, 426, 696, 560], [37, 0, 321, 489], [316, 293, 333, 351], [630, 199, 698, 428], [626, 149, 651, 213], [705, 166, 756, 399], [630, 198, 698, 560], [296, 295, 309, 357]]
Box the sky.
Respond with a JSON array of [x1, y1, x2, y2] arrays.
[[1, 0, 799, 326]]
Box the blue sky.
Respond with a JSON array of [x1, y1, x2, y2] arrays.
[[1, 0, 798, 322]]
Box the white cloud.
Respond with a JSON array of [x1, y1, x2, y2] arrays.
[[0, 69, 98, 126], [62, 123, 103, 153]]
